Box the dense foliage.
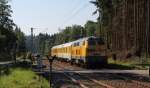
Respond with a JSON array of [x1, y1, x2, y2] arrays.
[[0, 0, 26, 61], [91, 0, 150, 63], [0, 68, 49, 88], [15, 26, 26, 57]]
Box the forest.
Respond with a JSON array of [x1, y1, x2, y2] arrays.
[[0, 0, 26, 61], [0, 0, 150, 64]]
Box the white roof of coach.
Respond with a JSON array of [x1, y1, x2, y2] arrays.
[[51, 42, 73, 49], [62, 42, 73, 47], [51, 36, 97, 49]]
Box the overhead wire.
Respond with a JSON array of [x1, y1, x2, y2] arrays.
[[42, 0, 85, 33], [62, 0, 83, 18], [44, 1, 90, 33], [38, 0, 89, 32], [60, 1, 90, 28]]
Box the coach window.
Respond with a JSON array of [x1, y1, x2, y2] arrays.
[[75, 43, 77, 46], [69, 47, 71, 52], [66, 48, 67, 52], [76, 50, 78, 55], [77, 42, 79, 46], [66, 48, 67, 53], [65, 48, 67, 52], [73, 43, 75, 46], [64, 48, 65, 52], [83, 41, 85, 46], [67, 48, 69, 52]]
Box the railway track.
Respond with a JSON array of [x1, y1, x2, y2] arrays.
[[52, 61, 118, 88], [47, 60, 115, 88], [54, 62, 114, 88], [66, 72, 150, 88], [43, 60, 150, 88], [63, 72, 114, 88], [114, 73, 150, 88], [82, 73, 150, 88]]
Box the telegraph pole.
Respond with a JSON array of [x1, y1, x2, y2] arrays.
[[147, 0, 150, 76], [31, 28, 34, 53], [147, 0, 149, 59], [31, 27, 37, 53], [46, 55, 55, 88]]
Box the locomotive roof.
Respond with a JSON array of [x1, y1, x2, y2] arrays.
[[51, 36, 97, 49]]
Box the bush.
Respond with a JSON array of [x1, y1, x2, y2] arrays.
[[0, 68, 49, 88]]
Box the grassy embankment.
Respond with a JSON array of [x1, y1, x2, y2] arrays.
[[0, 68, 49, 88], [108, 57, 150, 70]]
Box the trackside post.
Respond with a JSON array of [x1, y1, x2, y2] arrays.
[[46, 55, 55, 88]]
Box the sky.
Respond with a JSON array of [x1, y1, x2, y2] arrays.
[[10, 0, 98, 35]]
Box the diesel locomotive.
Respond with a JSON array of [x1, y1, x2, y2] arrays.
[[51, 36, 107, 67]]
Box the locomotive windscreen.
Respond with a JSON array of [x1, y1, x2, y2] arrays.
[[88, 37, 104, 45], [88, 40, 96, 45]]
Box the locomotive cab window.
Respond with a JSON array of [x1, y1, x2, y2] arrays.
[[88, 40, 96, 45]]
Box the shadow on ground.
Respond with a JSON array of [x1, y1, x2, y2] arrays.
[[84, 64, 135, 70], [103, 63, 135, 70]]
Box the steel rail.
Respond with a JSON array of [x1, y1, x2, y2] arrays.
[[53, 61, 115, 88], [63, 72, 89, 88], [77, 73, 115, 88], [114, 74, 150, 88], [45, 60, 150, 88]]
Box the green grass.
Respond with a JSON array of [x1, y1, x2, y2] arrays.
[[108, 57, 150, 70], [0, 68, 49, 88], [108, 58, 141, 69]]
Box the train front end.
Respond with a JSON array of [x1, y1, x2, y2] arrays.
[[85, 37, 108, 67]]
